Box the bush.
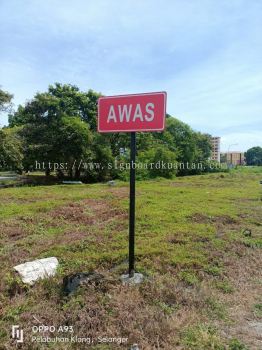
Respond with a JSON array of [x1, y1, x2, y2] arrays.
[[228, 339, 249, 350], [137, 146, 177, 179]]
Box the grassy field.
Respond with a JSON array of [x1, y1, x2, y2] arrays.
[[0, 167, 261, 349]]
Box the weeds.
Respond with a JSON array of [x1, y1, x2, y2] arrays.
[[0, 168, 261, 348]]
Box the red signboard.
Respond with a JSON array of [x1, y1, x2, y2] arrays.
[[98, 92, 166, 133]]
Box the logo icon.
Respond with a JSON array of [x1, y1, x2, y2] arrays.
[[12, 325, 24, 343]]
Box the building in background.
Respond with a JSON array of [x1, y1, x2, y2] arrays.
[[220, 152, 245, 165], [210, 137, 221, 162]]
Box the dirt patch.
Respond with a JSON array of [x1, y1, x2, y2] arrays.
[[219, 247, 262, 349], [44, 230, 91, 247], [1, 246, 30, 267], [190, 213, 237, 226], [212, 215, 237, 225], [49, 198, 127, 227], [50, 202, 93, 224], [190, 213, 211, 223], [193, 237, 210, 243], [57, 230, 90, 244], [16, 229, 93, 259], [169, 238, 187, 245], [167, 235, 187, 245], [0, 224, 25, 240], [190, 213, 240, 239], [108, 186, 129, 198]]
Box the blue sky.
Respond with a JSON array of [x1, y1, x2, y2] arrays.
[[0, 0, 261, 151]]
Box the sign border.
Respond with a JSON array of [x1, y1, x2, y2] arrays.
[[97, 91, 167, 133]]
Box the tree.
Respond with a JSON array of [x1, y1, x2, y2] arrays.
[[19, 115, 93, 177], [53, 116, 93, 178], [86, 133, 115, 182], [152, 117, 213, 175], [7, 83, 216, 181], [116, 144, 177, 181], [0, 88, 13, 113], [145, 145, 177, 179], [245, 147, 262, 166], [165, 117, 197, 165], [195, 132, 212, 161], [8, 84, 98, 178], [9, 83, 100, 130], [0, 127, 23, 172]]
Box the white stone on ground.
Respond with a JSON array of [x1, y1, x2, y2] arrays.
[[14, 257, 59, 285], [107, 180, 116, 186], [247, 321, 262, 336], [120, 273, 144, 285], [130, 344, 140, 350]]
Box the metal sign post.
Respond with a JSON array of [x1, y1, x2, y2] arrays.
[[97, 91, 166, 279], [129, 132, 136, 277]]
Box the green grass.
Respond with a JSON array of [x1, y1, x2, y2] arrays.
[[214, 280, 234, 294], [253, 303, 262, 318], [228, 339, 250, 350], [182, 324, 225, 350], [0, 167, 261, 349]]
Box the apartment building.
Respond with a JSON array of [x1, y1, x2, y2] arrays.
[[210, 137, 221, 162], [221, 152, 245, 165]]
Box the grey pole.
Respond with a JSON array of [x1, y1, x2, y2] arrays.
[[129, 132, 136, 277]]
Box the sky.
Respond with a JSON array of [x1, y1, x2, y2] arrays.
[[0, 0, 261, 152]]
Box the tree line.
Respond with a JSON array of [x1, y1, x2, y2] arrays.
[[1, 83, 260, 181]]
